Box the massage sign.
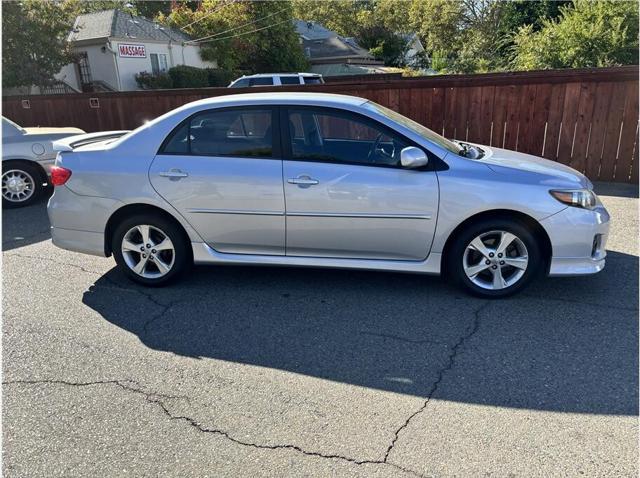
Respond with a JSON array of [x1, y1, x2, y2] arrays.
[[118, 44, 146, 58]]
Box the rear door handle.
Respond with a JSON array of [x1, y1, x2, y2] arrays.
[[159, 169, 189, 179], [287, 175, 319, 186]]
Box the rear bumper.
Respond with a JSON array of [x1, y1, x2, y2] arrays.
[[48, 185, 121, 256], [542, 204, 610, 276], [51, 226, 106, 257], [37, 158, 56, 177]]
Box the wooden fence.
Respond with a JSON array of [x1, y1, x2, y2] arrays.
[[3, 66, 638, 183]]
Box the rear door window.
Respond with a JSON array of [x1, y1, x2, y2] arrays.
[[160, 108, 274, 158]]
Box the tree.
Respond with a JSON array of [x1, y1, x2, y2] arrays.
[[408, 0, 464, 59], [292, 0, 372, 37], [160, 0, 307, 74], [159, 0, 254, 71], [2, 0, 78, 89], [76, 0, 172, 17], [249, 1, 309, 73], [512, 0, 639, 70]]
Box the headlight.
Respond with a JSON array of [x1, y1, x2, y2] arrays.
[[549, 189, 598, 209]]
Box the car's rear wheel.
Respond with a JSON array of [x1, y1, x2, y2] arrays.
[[2, 161, 44, 208], [112, 214, 191, 286], [448, 219, 541, 298]]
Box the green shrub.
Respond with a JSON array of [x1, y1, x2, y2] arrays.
[[168, 65, 209, 88], [205, 68, 235, 87], [135, 71, 173, 89]]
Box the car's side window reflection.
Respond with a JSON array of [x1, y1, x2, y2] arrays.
[[287, 108, 408, 167], [160, 109, 273, 158]]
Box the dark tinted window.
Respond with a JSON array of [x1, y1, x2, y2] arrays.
[[303, 76, 323, 84], [280, 76, 301, 85], [287, 108, 408, 167], [230, 78, 250, 88], [160, 109, 273, 157], [162, 122, 189, 154], [250, 77, 273, 86]]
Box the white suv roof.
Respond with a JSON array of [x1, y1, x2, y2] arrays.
[[236, 73, 321, 79]]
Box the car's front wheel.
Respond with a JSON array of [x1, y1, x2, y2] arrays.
[[112, 214, 192, 286], [2, 161, 45, 208], [448, 219, 541, 298]]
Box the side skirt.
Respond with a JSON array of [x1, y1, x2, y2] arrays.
[[191, 242, 442, 275]]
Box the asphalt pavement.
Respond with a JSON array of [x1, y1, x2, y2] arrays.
[[2, 182, 638, 477]]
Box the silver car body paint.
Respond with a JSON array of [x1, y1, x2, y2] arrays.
[[2, 117, 84, 178], [47, 92, 609, 277]]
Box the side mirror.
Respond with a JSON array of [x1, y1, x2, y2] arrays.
[[400, 146, 429, 169]]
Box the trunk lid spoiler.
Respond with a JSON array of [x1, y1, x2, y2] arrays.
[[53, 130, 129, 152]]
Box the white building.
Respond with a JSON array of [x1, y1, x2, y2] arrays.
[[58, 9, 216, 92]]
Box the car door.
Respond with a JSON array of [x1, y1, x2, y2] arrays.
[[281, 107, 439, 261], [149, 106, 285, 255]]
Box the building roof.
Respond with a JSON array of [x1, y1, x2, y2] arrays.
[[294, 20, 377, 63], [68, 9, 191, 43], [294, 20, 335, 41]]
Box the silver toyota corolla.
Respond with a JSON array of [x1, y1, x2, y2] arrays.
[[47, 92, 610, 297]]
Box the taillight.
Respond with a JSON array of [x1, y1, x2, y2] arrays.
[[50, 166, 72, 186]]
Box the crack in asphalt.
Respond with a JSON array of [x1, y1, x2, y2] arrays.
[[382, 301, 491, 463], [359, 330, 450, 347], [4, 379, 425, 478], [5, 252, 107, 276], [4, 252, 183, 334]]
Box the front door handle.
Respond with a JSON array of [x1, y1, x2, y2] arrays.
[[159, 169, 189, 179], [287, 175, 319, 186]]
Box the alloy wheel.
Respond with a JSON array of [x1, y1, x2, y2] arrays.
[[462, 230, 529, 290], [2, 169, 35, 203], [121, 224, 175, 279]]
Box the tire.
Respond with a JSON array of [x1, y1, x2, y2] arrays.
[[112, 213, 192, 286], [2, 161, 45, 208], [447, 218, 541, 298]]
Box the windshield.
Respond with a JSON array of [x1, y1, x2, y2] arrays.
[[364, 101, 463, 155]]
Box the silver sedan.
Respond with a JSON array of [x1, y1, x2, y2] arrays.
[[2, 117, 84, 208], [47, 93, 610, 297]]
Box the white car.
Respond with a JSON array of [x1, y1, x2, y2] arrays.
[[2, 117, 84, 208], [228, 73, 324, 88]]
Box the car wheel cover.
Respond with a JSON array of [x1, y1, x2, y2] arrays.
[[121, 224, 175, 279], [2, 169, 35, 202], [463, 230, 529, 290]]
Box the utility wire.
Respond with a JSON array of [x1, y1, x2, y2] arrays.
[[192, 17, 291, 44], [179, 0, 236, 31], [185, 7, 288, 44]]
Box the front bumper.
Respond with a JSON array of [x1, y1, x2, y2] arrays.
[[541, 204, 610, 276]]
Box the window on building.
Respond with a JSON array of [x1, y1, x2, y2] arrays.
[[150, 53, 168, 75], [76, 52, 92, 87]]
